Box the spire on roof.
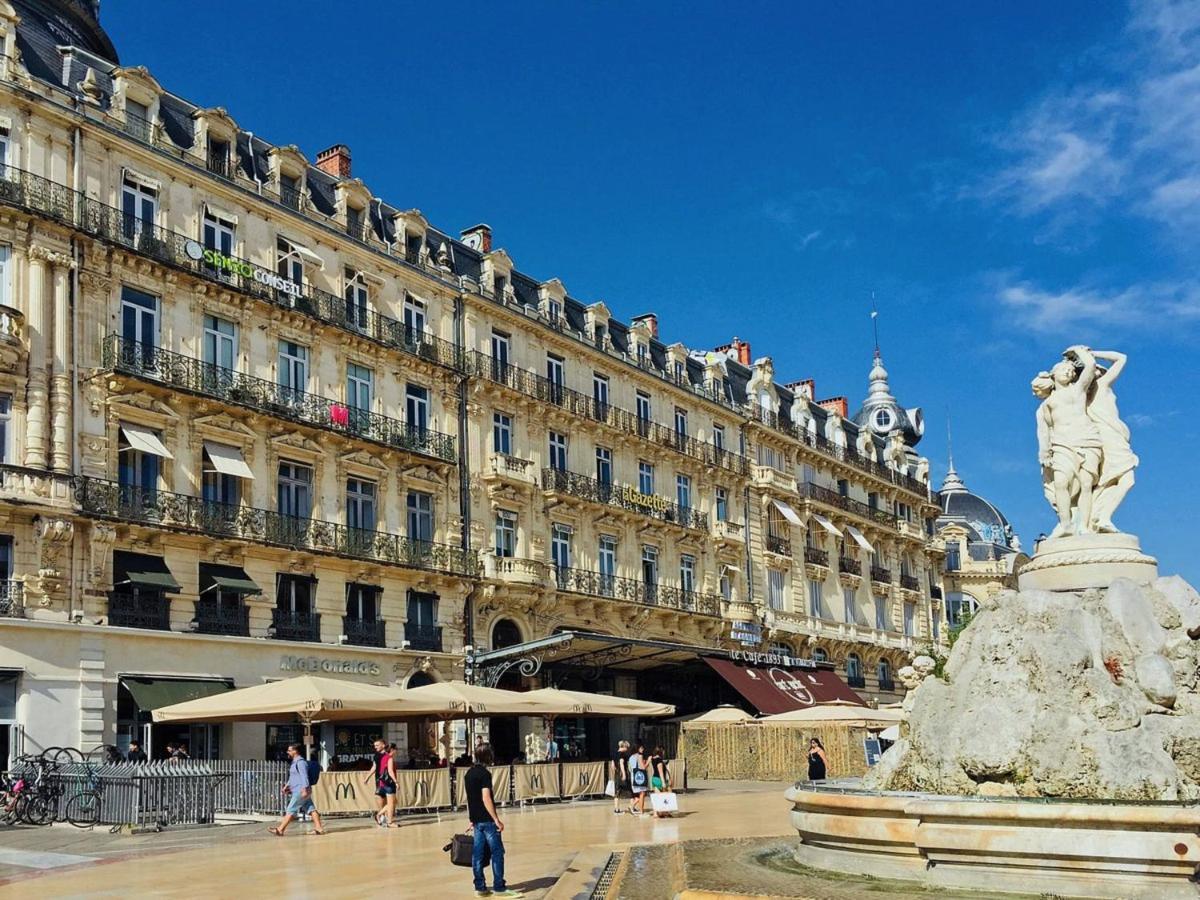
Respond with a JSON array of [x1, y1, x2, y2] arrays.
[[940, 414, 966, 493]]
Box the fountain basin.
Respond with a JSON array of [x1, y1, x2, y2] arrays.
[[786, 783, 1200, 899]]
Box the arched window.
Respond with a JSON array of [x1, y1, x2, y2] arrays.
[[812, 647, 828, 663], [768, 641, 791, 657], [406, 671, 435, 689], [946, 592, 978, 628], [846, 653, 863, 686], [876, 658, 891, 686], [491, 619, 523, 650]]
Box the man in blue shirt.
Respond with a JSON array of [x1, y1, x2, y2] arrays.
[[269, 743, 325, 836]]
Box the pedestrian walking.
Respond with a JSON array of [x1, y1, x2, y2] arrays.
[[807, 737, 828, 781], [627, 741, 649, 816], [611, 740, 630, 815], [363, 738, 397, 827], [464, 743, 520, 898], [649, 746, 671, 818], [269, 743, 325, 836]]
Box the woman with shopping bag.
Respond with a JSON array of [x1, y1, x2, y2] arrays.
[[648, 746, 676, 818]]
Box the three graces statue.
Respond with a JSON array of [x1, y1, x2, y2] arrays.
[[1033, 347, 1137, 539]]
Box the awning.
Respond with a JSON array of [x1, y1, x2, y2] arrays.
[[810, 513, 842, 537], [113, 551, 181, 593], [845, 525, 873, 552], [122, 677, 233, 711], [703, 657, 865, 715], [771, 499, 803, 527], [203, 442, 254, 480], [203, 202, 238, 226], [281, 236, 325, 271], [120, 424, 173, 459], [199, 563, 261, 596]]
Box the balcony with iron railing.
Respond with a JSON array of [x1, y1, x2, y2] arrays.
[[839, 556, 862, 576], [104, 335, 456, 462], [464, 351, 747, 476], [74, 476, 478, 576], [272, 609, 321, 642], [766, 534, 792, 556], [194, 601, 250, 637], [804, 546, 829, 568], [541, 467, 708, 531], [878, 675, 896, 692], [847, 672, 867, 689], [552, 566, 722, 617], [279, 183, 303, 210], [343, 616, 386, 648], [0, 580, 24, 618], [404, 623, 443, 652], [123, 110, 155, 144], [108, 591, 171, 631], [747, 404, 929, 498], [930, 584, 943, 600], [900, 573, 921, 592], [799, 481, 896, 528], [870, 565, 892, 584], [206, 150, 233, 180]]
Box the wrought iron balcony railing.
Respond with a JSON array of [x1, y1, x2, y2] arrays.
[[0, 580, 23, 618], [847, 673, 867, 689], [206, 151, 233, 180], [195, 601, 250, 637], [930, 584, 943, 600], [108, 591, 172, 631], [74, 476, 479, 576], [870, 565, 892, 584], [766, 535, 792, 556], [272, 609, 321, 642], [804, 546, 829, 567], [343, 616, 386, 648], [279, 183, 303, 210], [404, 623, 443, 652], [551, 566, 721, 617], [104, 334, 456, 462], [464, 351, 747, 475], [123, 111, 155, 144], [800, 481, 897, 528], [839, 556, 862, 576], [541, 467, 708, 531], [900, 574, 921, 592], [0, 165, 76, 228], [878, 676, 896, 692]]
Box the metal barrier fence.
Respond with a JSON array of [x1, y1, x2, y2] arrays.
[[207, 760, 288, 815]]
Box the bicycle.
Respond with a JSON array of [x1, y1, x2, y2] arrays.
[[64, 762, 105, 828]]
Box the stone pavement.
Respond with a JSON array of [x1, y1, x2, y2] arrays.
[[0, 781, 793, 899]]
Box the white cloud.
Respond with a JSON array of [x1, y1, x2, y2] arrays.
[[995, 275, 1200, 334], [984, 0, 1200, 234]]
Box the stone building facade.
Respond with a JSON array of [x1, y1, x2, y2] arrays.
[[0, 0, 945, 761]]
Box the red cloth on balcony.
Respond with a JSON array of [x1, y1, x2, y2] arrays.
[[330, 403, 350, 426]]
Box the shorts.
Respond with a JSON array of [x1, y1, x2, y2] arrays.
[[616, 779, 632, 799], [651, 776, 665, 790], [286, 793, 314, 816], [376, 782, 396, 797]]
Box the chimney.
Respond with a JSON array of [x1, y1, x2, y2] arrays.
[[786, 379, 815, 401], [817, 396, 848, 418], [631, 313, 658, 339], [712, 337, 751, 366], [461, 223, 492, 253], [315, 144, 351, 179]]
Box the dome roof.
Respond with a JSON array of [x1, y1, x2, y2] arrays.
[[12, 0, 119, 66], [850, 351, 924, 447], [937, 465, 1016, 549]]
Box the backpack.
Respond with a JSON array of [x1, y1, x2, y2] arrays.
[[306, 759, 321, 785]]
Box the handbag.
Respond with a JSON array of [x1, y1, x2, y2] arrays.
[[444, 832, 490, 867], [604, 778, 616, 797], [650, 791, 678, 814], [631, 767, 648, 789]]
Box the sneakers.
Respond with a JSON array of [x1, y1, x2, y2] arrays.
[[493, 892, 523, 898], [612, 808, 623, 815], [474, 892, 492, 898]]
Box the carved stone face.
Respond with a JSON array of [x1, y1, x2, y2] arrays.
[[1050, 359, 1077, 385]]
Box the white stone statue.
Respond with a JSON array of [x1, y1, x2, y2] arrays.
[[1032, 346, 1136, 537]]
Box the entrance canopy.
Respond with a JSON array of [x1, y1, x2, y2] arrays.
[[123, 676, 232, 711], [703, 658, 864, 715]]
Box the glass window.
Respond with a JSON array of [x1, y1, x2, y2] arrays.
[[546, 354, 565, 404], [768, 569, 785, 610], [406, 384, 429, 432], [673, 360, 684, 382], [598, 536, 616, 579], [492, 413, 512, 455], [0, 395, 10, 464], [345, 583, 379, 622], [276, 237, 304, 286], [276, 574, 312, 615], [117, 426, 160, 495], [0, 129, 8, 169], [595, 447, 612, 485], [203, 315, 237, 371], [346, 478, 376, 532], [636, 391, 651, 426], [407, 591, 436, 627], [808, 579, 823, 617], [676, 474, 691, 510], [875, 595, 889, 630], [277, 340, 308, 399], [279, 173, 300, 208], [945, 541, 961, 571], [843, 586, 857, 623], [121, 176, 157, 239], [346, 205, 364, 239], [719, 572, 732, 602], [674, 407, 688, 438], [712, 424, 725, 451], [201, 445, 240, 507], [490, 330, 510, 370], [121, 286, 158, 351], [813, 647, 828, 663], [546, 298, 562, 322], [903, 601, 916, 636], [715, 487, 728, 522], [847, 653, 862, 681], [276, 462, 312, 518], [406, 491, 433, 542], [0, 536, 11, 582], [641, 545, 658, 586], [877, 659, 891, 684], [592, 374, 609, 414], [202, 211, 235, 257], [550, 525, 571, 570], [347, 363, 373, 421], [548, 432, 568, 471], [344, 270, 369, 331], [638, 461, 654, 495], [680, 555, 696, 594], [946, 592, 977, 627], [403, 295, 426, 338], [495, 511, 517, 558]]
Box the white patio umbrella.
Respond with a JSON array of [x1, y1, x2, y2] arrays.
[[761, 704, 902, 729]]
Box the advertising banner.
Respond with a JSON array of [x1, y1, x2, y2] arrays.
[[514, 763, 560, 801], [312, 772, 376, 814], [395, 768, 451, 810], [454, 766, 513, 806], [560, 761, 607, 798]]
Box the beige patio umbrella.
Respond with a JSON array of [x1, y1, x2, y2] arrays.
[[521, 687, 675, 717], [674, 705, 758, 726], [152, 674, 432, 755], [392, 680, 553, 719], [760, 703, 902, 729]]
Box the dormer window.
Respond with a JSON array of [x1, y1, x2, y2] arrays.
[[593, 323, 606, 348], [493, 274, 507, 300], [125, 98, 152, 143], [673, 360, 685, 383], [344, 269, 369, 331], [207, 137, 231, 179], [279, 174, 301, 210], [547, 299, 561, 323], [346, 205, 365, 241], [406, 233, 424, 266]]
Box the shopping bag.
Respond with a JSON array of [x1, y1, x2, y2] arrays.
[[650, 792, 678, 814], [604, 778, 616, 797]]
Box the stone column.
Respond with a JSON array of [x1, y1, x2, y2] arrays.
[[24, 248, 50, 468], [49, 254, 74, 473]]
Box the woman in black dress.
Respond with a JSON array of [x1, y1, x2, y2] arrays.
[[807, 737, 828, 781]]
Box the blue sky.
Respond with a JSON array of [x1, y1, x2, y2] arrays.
[[104, 0, 1200, 582]]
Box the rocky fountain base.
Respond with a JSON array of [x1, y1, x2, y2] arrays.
[[786, 574, 1200, 898]]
